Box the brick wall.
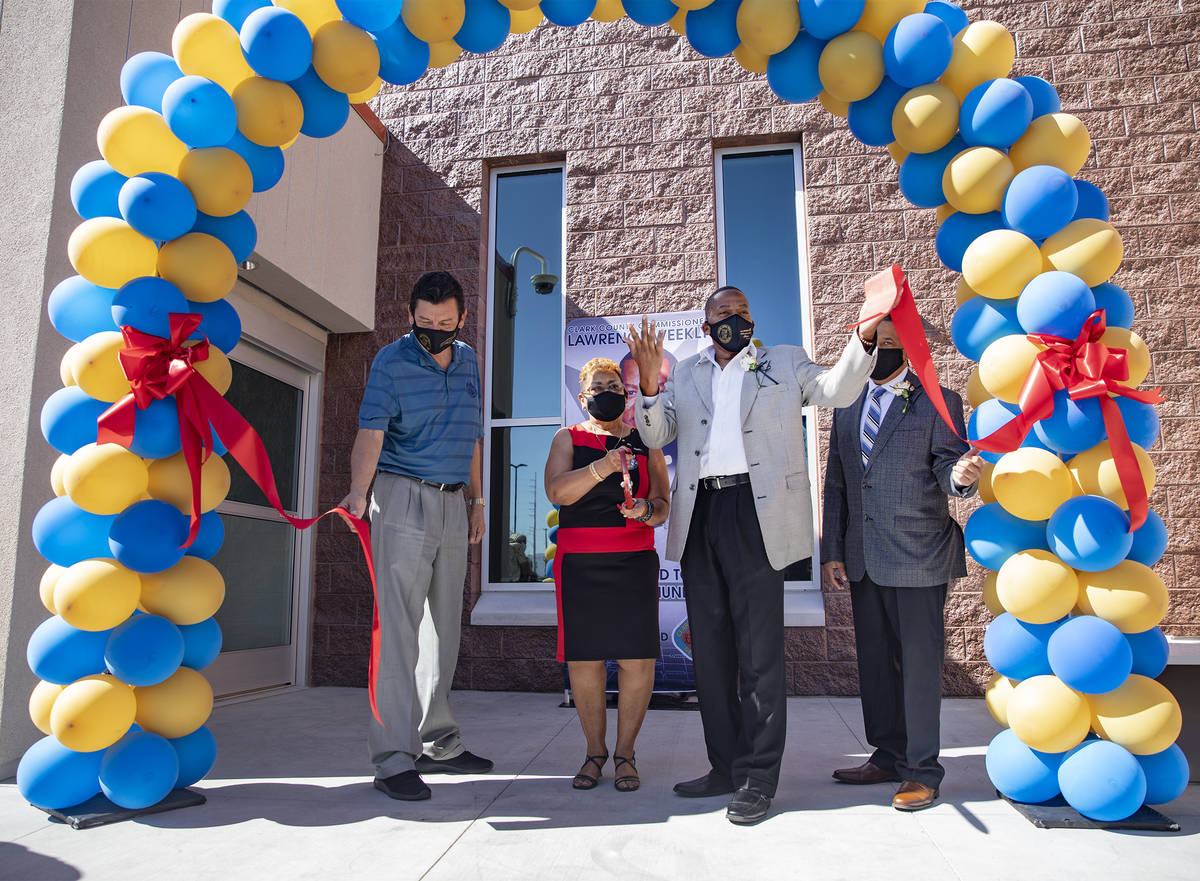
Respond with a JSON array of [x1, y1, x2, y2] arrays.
[[313, 1, 1200, 695]]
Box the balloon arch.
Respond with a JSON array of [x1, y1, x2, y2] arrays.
[[19, 0, 1188, 823]]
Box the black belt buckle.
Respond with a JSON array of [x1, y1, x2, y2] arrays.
[[701, 473, 749, 491], [423, 479, 464, 493]]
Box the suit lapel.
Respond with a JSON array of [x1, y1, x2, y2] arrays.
[[864, 381, 922, 474], [739, 346, 763, 425], [689, 356, 714, 415]]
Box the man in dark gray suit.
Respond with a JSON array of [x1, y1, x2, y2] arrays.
[[821, 317, 982, 811]]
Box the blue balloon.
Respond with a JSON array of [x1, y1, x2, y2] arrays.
[[240, 7, 313, 82], [1059, 740, 1146, 822], [374, 19, 430, 86], [17, 735, 104, 811], [191, 210, 257, 265], [1016, 271, 1096, 338], [455, 0, 510, 54], [1127, 509, 1168, 568], [541, 0, 597, 27], [966, 503, 1048, 570], [48, 276, 119, 342], [934, 206, 1002, 269], [119, 51, 183, 113], [100, 731, 180, 810], [26, 615, 110, 684], [32, 497, 116, 569], [545, 558, 554, 579], [1046, 495, 1132, 572], [1033, 390, 1106, 455], [118, 173, 198, 242], [112, 276, 189, 339], [900, 136, 967, 205], [951, 295, 1021, 362], [1138, 744, 1189, 805], [883, 13, 952, 88], [128, 397, 183, 459], [180, 618, 224, 669], [1002, 165, 1078, 240], [185, 297, 243, 353], [960, 78, 1033, 149], [1114, 396, 1159, 450], [983, 613, 1059, 681], [1091, 282, 1134, 329], [1073, 179, 1110, 222], [985, 728, 1062, 803], [105, 614, 185, 686], [222, 132, 285, 193], [162, 75, 238, 149], [967, 398, 1023, 464], [547, 524, 558, 544], [847, 77, 907, 146], [71, 160, 127, 220], [1014, 75, 1061, 119], [289, 67, 350, 139], [685, 0, 740, 59], [767, 31, 826, 104], [1126, 626, 1169, 679], [623, 0, 677, 27], [800, 0, 866, 40], [336, 0, 402, 31], [40, 386, 107, 455], [185, 511, 226, 561], [214, 0, 270, 30], [1048, 615, 1133, 694], [109, 500, 189, 574], [171, 725, 218, 788]]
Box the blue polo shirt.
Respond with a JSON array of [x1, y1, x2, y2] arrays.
[[358, 333, 483, 485]]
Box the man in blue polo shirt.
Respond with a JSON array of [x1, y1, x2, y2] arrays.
[[340, 270, 491, 801]]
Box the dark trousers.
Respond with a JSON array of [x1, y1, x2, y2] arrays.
[[850, 573, 947, 788], [680, 483, 786, 797]]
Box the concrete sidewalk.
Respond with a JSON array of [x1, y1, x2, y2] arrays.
[[2, 688, 1197, 880]]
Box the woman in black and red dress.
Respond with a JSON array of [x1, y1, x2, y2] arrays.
[[545, 357, 670, 793]]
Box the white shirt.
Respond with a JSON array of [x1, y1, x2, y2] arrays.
[[699, 345, 751, 478], [859, 368, 910, 439]]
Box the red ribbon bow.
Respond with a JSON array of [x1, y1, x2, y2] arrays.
[[97, 314, 385, 723]]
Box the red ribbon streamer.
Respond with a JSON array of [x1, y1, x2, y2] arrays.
[[97, 314, 384, 724], [859, 266, 1163, 531]]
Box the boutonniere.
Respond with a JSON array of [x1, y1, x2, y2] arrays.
[[739, 347, 779, 388], [889, 379, 915, 413]]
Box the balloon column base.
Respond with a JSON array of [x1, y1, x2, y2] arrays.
[[34, 787, 206, 830], [998, 791, 1180, 832]]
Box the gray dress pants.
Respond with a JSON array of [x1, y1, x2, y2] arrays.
[[368, 472, 468, 778]]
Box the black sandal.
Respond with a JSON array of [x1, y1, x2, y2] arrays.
[[613, 755, 639, 792], [572, 754, 608, 790]]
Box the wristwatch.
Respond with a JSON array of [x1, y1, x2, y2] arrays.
[[469, 497, 485, 506]]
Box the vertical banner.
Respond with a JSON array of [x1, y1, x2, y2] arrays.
[[563, 311, 706, 692]]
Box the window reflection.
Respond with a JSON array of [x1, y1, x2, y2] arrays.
[[211, 514, 294, 651], [488, 425, 559, 583], [224, 362, 303, 512]]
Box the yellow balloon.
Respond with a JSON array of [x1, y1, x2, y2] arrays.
[[51, 454, 70, 497], [428, 40, 463, 68], [68, 218, 159, 290], [499, 0, 540, 9], [1090, 675, 1183, 755], [819, 90, 849, 118], [992, 448, 1074, 522], [64, 443, 150, 515], [954, 276, 977, 305], [674, 0, 715, 9], [544, 542, 557, 561], [1010, 112, 1091, 176], [59, 345, 80, 388], [194, 344, 233, 395], [939, 21, 1015, 100], [853, 0, 924, 42], [547, 509, 559, 527], [179, 147, 253, 218], [70, 331, 130, 403], [40, 565, 65, 615], [312, 21, 381, 94], [1068, 440, 1155, 511], [233, 77, 304, 148], [819, 31, 884, 103], [135, 667, 213, 738], [1076, 560, 1168, 633], [348, 77, 384, 104], [403, 0, 466, 43], [157, 232, 237, 303], [736, 44, 770, 75], [892, 84, 959, 154], [942, 146, 1013, 214], [981, 569, 1002, 615], [29, 681, 64, 736], [97, 106, 188, 178], [53, 559, 142, 632], [592, 0, 625, 22], [978, 460, 996, 503], [961, 229, 1041, 300], [147, 451, 231, 515], [51, 673, 137, 753], [668, 8, 687, 34], [884, 141, 908, 164], [509, 6, 543, 33], [173, 13, 255, 94], [937, 204, 958, 225], [1006, 674, 1091, 754], [140, 557, 226, 626], [274, 0, 341, 34], [978, 335, 1041, 404], [1041, 218, 1123, 288], [736, 0, 801, 57], [1100, 327, 1150, 388], [995, 548, 1078, 624], [984, 672, 1016, 726]]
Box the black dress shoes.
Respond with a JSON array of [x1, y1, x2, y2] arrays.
[[673, 772, 735, 798], [415, 750, 494, 775], [726, 787, 772, 825], [374, 770, 431, 801], [832, 760, 901, 785]]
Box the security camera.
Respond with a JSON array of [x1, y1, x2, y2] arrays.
[[531, 273, 559, 295]]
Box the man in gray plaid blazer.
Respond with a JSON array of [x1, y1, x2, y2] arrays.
[[821, 317, 982, 811]]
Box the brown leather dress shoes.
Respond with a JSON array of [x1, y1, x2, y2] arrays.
[[892, 781, 938, 811], [832, 761, 901, 785]]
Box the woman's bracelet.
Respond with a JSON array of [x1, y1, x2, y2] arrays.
[[587, 461, 603, 482], [635, 498, 655, 523]]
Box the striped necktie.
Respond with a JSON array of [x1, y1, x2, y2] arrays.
[[861, 385, 888, 468]]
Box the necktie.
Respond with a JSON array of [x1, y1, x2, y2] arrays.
[[861, 385, 888, 468]]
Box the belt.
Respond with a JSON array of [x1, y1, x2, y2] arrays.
[[380, 471, 465, 493], [699, 473, 750, 491]]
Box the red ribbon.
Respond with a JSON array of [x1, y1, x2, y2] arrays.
[[97, 314, 385, 724], [861, 267, 1163, 531]]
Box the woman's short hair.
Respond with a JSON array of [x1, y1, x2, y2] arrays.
[[579, 357, 621, 390]]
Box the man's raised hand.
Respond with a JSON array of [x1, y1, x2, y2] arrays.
[[624, 316, 666, 396]]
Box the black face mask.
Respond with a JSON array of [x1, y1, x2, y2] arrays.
[[872, 347, 906, 381], [708, 313, 754, 354], [585, 391, 627, 422], [415, 326, 457, 354]]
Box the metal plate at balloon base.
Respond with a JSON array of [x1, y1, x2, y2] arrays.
[[999, 792, 1181, 832], [35, 787, 206, 830]]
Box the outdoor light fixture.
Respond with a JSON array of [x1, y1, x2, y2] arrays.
[[504, 246, 559, 317]]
